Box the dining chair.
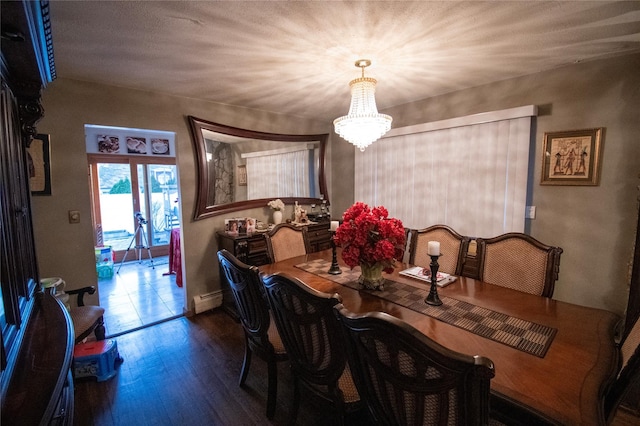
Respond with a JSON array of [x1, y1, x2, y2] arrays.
[[261, 272, 363, 425], [408, 225, 470, 275], [334, 304, 495, 426], [42, 278, 106, 344], [604, 313, 640, 424], [475, 233, 563, 298], [264, 223, 310, 263], [65, 286, 106, 344], [217, 249, 288, 420]]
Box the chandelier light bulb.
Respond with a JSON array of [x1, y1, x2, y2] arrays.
[[334, 59, 392, 152]]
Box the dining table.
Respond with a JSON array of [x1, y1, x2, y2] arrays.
[[258, 249, 621, 425]]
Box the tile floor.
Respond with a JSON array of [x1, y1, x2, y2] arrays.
[[98, 255, 185, 337]]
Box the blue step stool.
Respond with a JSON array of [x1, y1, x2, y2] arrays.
[[73, 339, 123, 381]]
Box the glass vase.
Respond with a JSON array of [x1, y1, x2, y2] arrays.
[[358, 262, 385, 290]]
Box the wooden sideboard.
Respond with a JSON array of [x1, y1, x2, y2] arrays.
[[217, 221, 332, 266], [2, 293, 75, 425], [217, 221, 332, 318], [217, 229, 270, 266]]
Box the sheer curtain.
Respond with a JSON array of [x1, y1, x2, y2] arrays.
[[355, 106, 536, 238], [246, 149, 310, 199]]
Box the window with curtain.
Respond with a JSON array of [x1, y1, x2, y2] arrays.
[[355, 106, 536, 238], [245, 148, 311, 199]]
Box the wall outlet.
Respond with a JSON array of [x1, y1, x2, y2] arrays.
[[525, 206, 536, 219], [68, 210, 81, 224]]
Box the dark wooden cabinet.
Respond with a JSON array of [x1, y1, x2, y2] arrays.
[[217, 231, 270, 267], [306, 222, 333, 252], [461, 253, 480, 279], [217, 222, 331, 267], [1, 2, 74, 425], [2, 293, 75, 426]]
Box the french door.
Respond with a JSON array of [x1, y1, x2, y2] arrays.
[[88, 154, 180, 262]]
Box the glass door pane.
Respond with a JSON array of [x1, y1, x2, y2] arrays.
[[97, 163, 135, 252], [136, 163, 149, 235], [147, 164, 180, 246], [91, 158, 178, 262]]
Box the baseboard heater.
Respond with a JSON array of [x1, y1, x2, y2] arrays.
[[193, 291, 223, 314]]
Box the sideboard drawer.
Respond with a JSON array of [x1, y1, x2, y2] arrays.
[[247, 238, 268, 262], [306, 222, 332, 253]]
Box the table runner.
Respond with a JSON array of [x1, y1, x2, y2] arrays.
[[295, 259, 556, 358]]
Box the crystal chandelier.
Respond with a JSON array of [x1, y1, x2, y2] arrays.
[[333, 59, 392, 152]]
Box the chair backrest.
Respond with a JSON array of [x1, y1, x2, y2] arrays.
[[264, 223, 310, 263], [261, 272, 347, 389], [409, 225, 470, 275], [476, 233, 563, 297], [604, 313, 640, 424], [334, 304, 495, 426], [217, 249, 274, 352]]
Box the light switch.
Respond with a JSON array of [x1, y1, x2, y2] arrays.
[[525, 206, 536, 219], [69, 210, 80, 224]]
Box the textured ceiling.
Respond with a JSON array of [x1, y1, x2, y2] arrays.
[[49, 1, 640, 123]]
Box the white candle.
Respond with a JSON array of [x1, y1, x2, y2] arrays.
[[330, 220, 340, 231], [427, 241, 440, 256]]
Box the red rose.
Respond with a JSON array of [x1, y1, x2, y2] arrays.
[[334, 202, 406, 270]]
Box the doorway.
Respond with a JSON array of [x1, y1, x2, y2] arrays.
[[88, 156, 183, 336], [89, 157, 179, 261]]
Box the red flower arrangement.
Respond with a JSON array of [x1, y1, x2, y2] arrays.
[[334, 202, 406, 273]]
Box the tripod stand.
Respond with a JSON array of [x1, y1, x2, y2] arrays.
[[117, 219, 155, 273]]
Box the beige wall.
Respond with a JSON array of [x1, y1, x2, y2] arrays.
[[36, 79, 330, 309], [342, 52, 638, 315], [35, 52, 639, 317]]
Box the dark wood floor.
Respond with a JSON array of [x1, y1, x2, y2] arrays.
[[73, 308, 369, 426], [74, 308, 640, 426]]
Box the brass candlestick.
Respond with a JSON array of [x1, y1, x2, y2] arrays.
[[425, 254, 443, 306], [328, 232, 342, 275]]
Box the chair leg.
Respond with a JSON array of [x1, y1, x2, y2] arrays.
[[95, 317, 106, 340], [239, 339, 252, 386], [266, 359, 278, 419], [288, 377, 301, 426]]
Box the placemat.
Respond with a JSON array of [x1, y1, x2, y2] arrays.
[[295, 259, 556, 358]]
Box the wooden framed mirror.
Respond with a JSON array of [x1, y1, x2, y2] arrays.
[[187, 116, 329, 220]]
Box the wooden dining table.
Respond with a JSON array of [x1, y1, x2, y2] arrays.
[[259, 249, 621, 425]]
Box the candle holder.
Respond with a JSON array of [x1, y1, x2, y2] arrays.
[[328, 232, 342, 275], [424, 254, 443, 306]]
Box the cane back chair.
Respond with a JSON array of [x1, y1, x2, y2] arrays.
[[476, 233, 563, 298], [217, 249, 288, 419], [603, 313, 640, 424], [264, 223, 310, 263], [261, 272, 362, 425], [409, 225, 470, 276], [334, 304, 495, 426]]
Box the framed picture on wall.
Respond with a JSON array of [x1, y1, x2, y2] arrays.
[[237, 165, 247, 186], [27, 133, 52, 195], [541, 128, 604, 186]]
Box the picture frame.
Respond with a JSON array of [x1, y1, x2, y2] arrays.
[[541, 128, 603, 186], [237, 165, 247, 186], [225, 217, 255, 235], [225, 218, 239, 234], [27, 133, 52, 195]]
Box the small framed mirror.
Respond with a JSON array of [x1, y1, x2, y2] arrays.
[[187, 116, 329, 220]]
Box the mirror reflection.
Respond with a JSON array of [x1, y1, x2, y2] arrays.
[[188, 116, 328, 220]]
